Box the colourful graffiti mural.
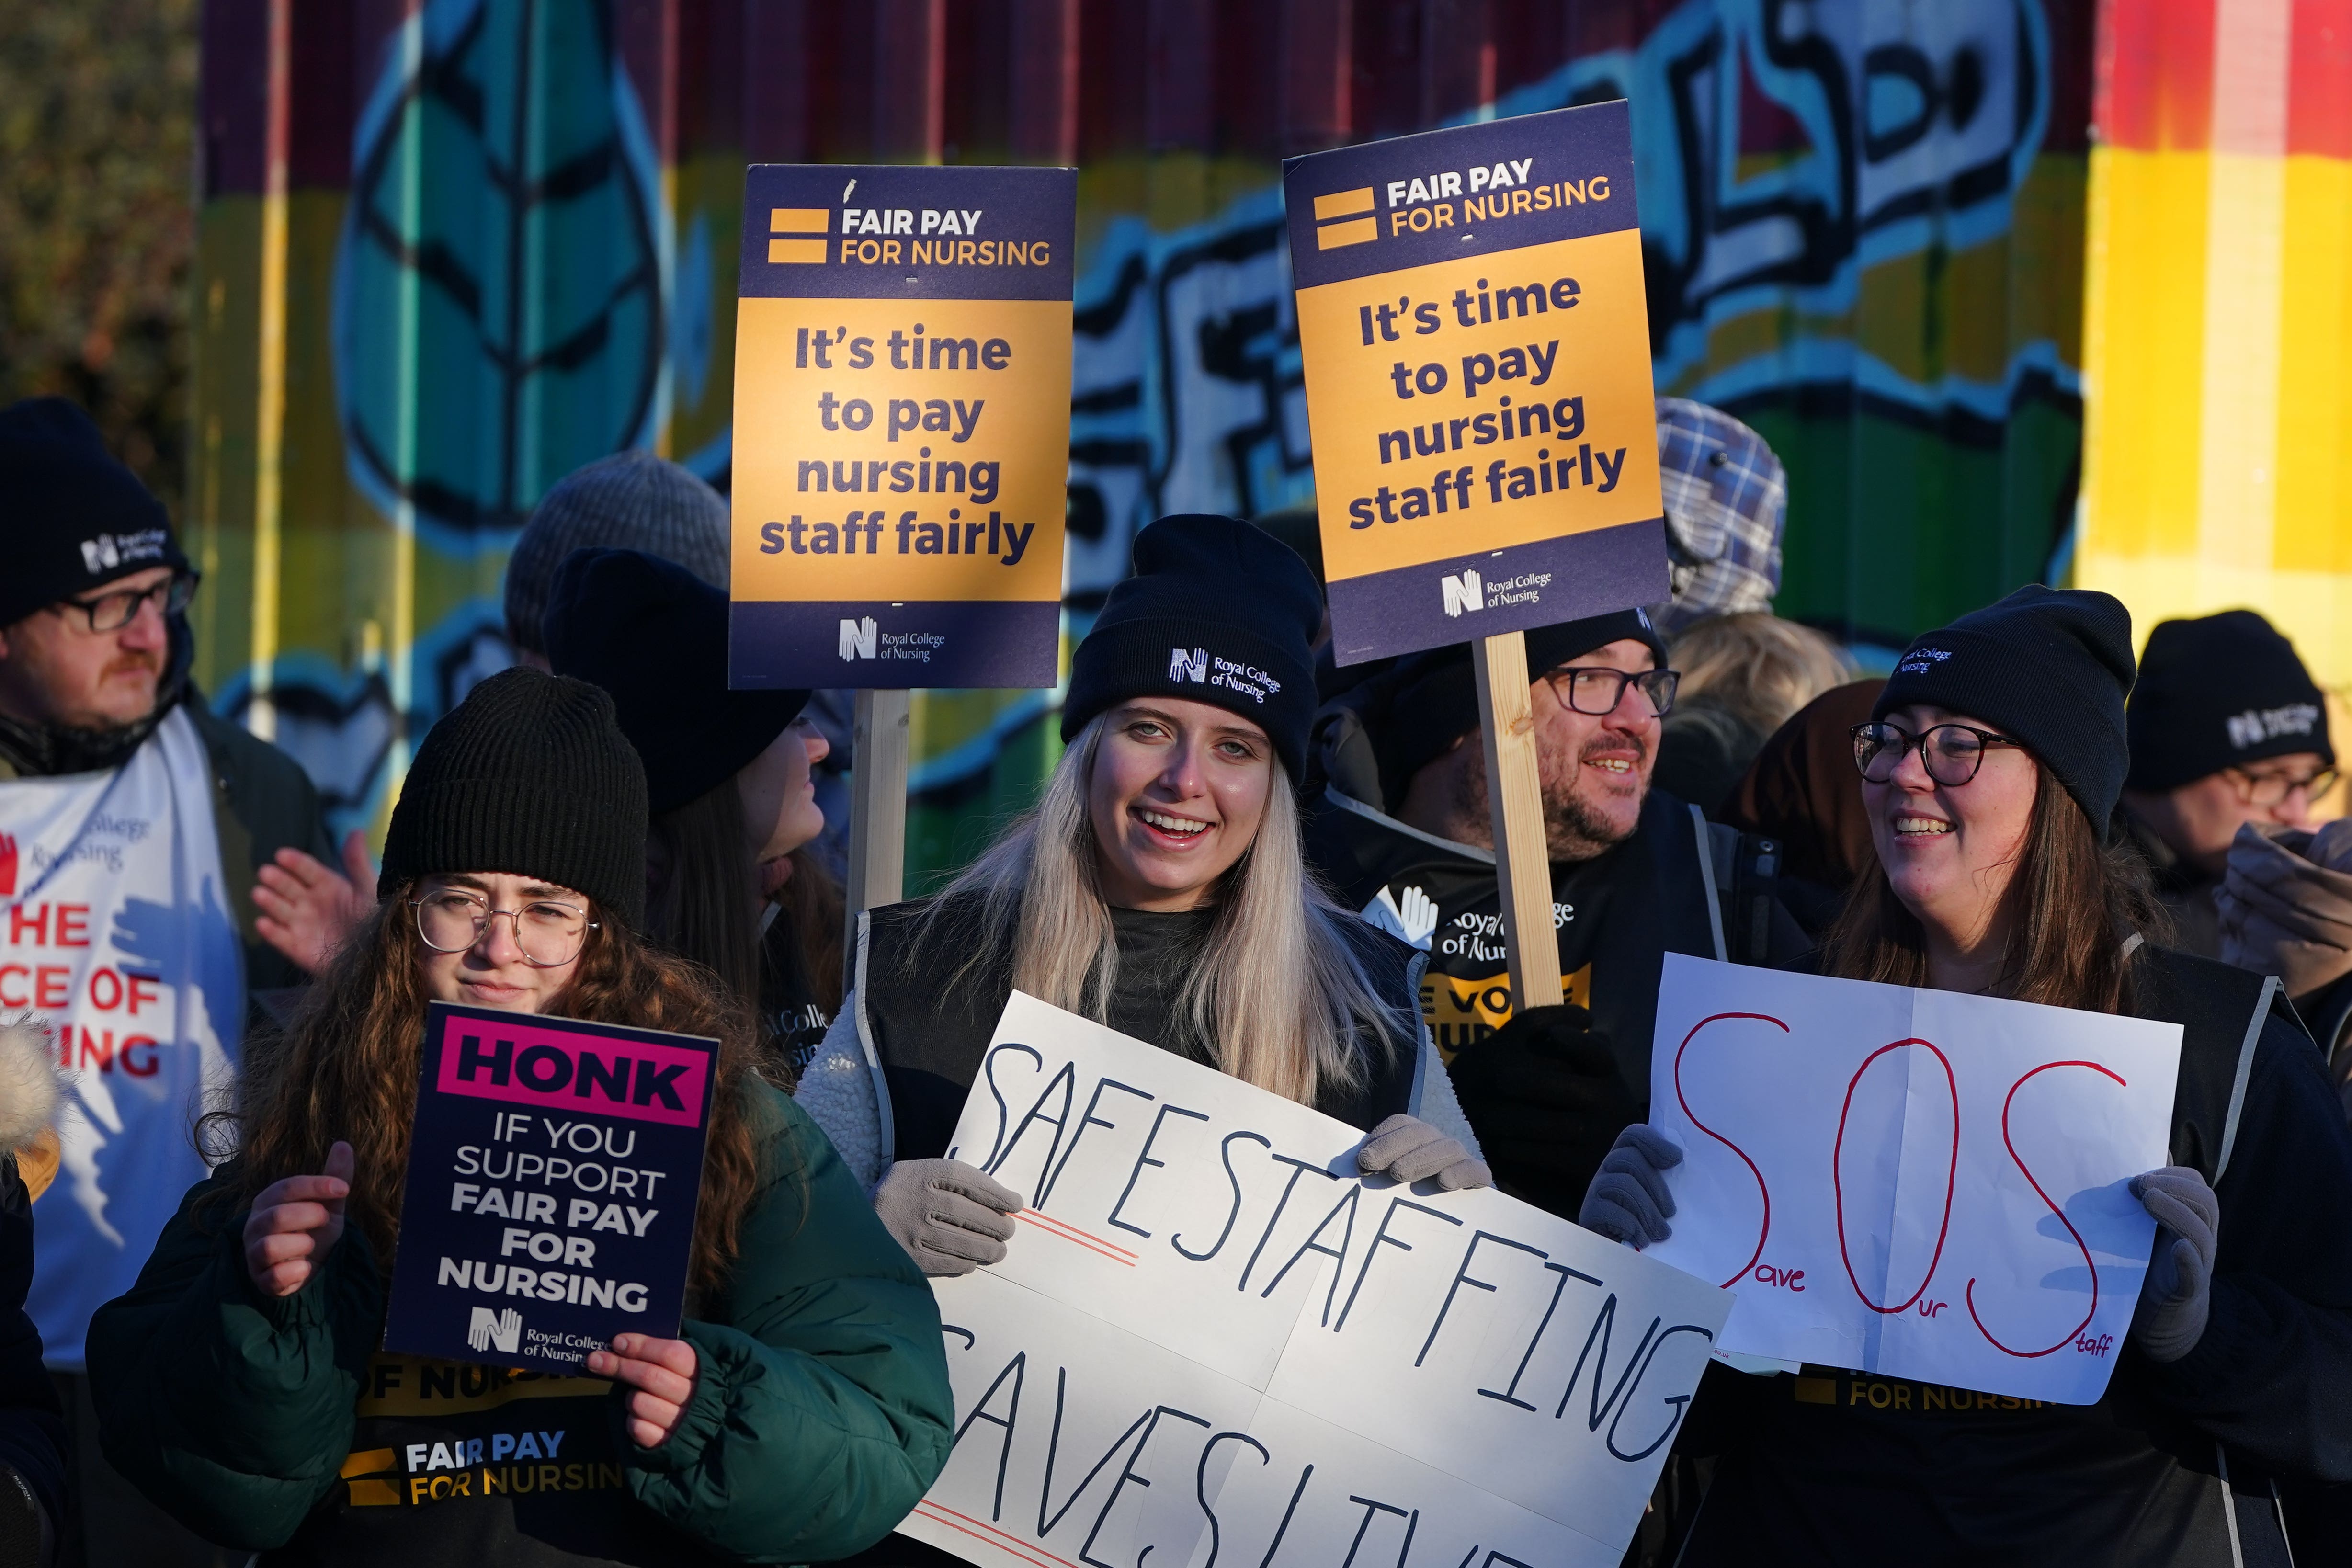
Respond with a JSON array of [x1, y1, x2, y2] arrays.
[[2078, 0, 2352, 689], [189, 0, 2095, 886]]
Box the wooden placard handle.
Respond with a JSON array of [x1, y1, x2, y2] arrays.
[[844, 688, 912, 975], [1473, 632, 1566, 1011]]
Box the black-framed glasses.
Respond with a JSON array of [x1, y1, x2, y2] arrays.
[[2226, 765, 2339, 807], [1541, 665, 1680, 719], [58, 570, 198, 634], [409, 888, 596, 967], [1851, 721, 2020, 787]]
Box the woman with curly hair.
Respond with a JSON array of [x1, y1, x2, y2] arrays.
[[85, 669, 950, 1567]]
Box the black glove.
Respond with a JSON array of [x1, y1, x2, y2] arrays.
[[1446, 1004, 1639, 1219]]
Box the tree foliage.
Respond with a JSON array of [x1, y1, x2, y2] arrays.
[[0, 0, 196, 511]]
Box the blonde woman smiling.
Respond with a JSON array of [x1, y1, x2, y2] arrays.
[[795, 515, 1487, 1277]]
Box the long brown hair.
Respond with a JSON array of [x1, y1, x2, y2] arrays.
[[1823, 759, 2165, 1012], [218, 884, 780, 1292], [646, 780, 762, 1033], [775, 844, 844, 1015], [646, 785, 846, 1038]]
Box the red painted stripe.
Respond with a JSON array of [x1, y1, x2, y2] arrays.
[[1015, 1209, 1138, 1265], [2289, 0, 2352, 158], [2097, 0, 2219, 151], [913, 1501, 1087, 1568]]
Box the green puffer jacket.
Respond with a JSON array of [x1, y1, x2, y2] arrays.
[[84, 1084, 951, 1566]]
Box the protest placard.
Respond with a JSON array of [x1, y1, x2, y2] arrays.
[[1283, 104, 1668, 1011], [898, 993, 1731, 1568], [728, 163, 1076, 692], [382, 1002, 715, 1372], [730, 162, 1077, 962], [1282, 102, 1665, 670], [1641, 954, 2183, 1404]]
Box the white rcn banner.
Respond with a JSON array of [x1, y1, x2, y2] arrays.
[[0, 707, 242, 1367], [899, 993, 1731, 1568], [1642, 954, 2182, 1405]]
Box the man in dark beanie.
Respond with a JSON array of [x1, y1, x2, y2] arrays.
[[2120, 608, 2336, 954], [0, 396, 338, 1566], [1303, 605, 1806, 1219]]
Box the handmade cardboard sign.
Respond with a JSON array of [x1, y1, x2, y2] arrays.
[[1284, 102, 1667, 666], [382, 1003, 715, 1372], [1642, 955, 2184, 1404], [899, 993, 1730, 1568], [728, 164, 1076, 689]]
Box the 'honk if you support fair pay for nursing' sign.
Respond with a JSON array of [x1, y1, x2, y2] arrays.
[[382, 1004, 716, 1372], [729, 163, 1076, 689], [1284, 102, 1666, 665]]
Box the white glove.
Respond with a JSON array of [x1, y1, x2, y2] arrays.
[[873, 1159, 1024, 1276]]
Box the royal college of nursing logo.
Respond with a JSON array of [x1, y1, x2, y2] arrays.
[[1441, 568, 1484, 617], [839, 616, 878, 661], [467, 1306, 523, 1355]]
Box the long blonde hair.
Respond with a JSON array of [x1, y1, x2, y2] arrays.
[[918, 716, 1408, 1106]]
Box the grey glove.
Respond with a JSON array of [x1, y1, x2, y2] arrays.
[[873, 1159, 1024, 1276], [1579, 1125, 1682, 1248], [1357, 1114, 1493, 1190], [2129, 1165, 2219, 1363]]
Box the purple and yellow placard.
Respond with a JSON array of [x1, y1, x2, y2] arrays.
[[1284, 103, 1666, 666], [729, 165, 1076, 688]]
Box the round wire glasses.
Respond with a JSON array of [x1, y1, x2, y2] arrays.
[[409, 887, 596, 967]]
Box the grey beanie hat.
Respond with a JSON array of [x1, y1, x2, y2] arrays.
[[503, 450, 731, 655]]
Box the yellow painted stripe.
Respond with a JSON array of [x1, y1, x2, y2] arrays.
[[769, 205, 830, 234], [340, 1448, 398, 1479], [2196, 151, 2286, 572], [1315, 216, 1377, 250], [1313, 186, 1375, 220], [2274, 153, 2352, 577], [767, 238, 830, 264], [2079, 147, 2210, 562], [247, 0, 292, 743]]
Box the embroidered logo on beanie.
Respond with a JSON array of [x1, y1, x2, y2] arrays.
[[2227, 704, 2322, 750], [1163, 644, 1279, 704], [1896, 646, 1954, 675], [77, 529, 170, 576]]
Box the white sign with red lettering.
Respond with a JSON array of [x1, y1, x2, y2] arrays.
[[0, 706, 241, 1366], [1642, 955, 2182, 1405]]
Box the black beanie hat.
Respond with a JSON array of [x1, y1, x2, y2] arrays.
[[542, 547, 810, 815], [382, 667, 649, 926], [0, 398, 188, 627], [2126, 610, 2332, 793], [1368, 606, 1670, 805], [1062, 514, 1322, 780], [1874, 585, 2136, 828]]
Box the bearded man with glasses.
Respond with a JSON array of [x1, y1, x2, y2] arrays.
[[1304, 607, 1808, 1223], [0, 398, 339, 1567]]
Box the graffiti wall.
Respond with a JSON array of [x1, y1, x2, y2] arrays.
[[191, 0, 2094, 886]]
